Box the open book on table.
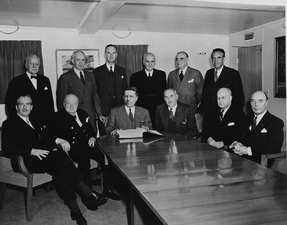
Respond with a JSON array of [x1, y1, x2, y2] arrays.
[[116, 128, 164, 139]]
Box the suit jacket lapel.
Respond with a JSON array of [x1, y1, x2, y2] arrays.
[[118, 106, 131, 129], [174, 104, 184, 129]]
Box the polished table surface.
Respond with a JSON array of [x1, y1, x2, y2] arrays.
[[97, 134, 287, 225]]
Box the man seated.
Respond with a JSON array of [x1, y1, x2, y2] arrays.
[[49, 94, 121, 201], [230, 91, 284, 167], [106, 86, 152, 135], [154, 88, 198, 138], [1, 94, 106, 225], [206, 87, 246, 148]]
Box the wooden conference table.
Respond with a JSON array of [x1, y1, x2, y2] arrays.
[[97, 133, 287, 225]]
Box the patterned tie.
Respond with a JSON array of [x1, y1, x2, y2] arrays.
[[179, 71, 184, 82], [80, 72, 85, 85], [251, 116, 257, 130], [214, 70, 218, 83], [169, 108, 174, 121], [129, 108, 134, 125], [219, 109, 224, 121]]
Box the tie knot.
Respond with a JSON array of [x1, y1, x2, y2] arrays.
[[73, 115, 77, 119], [110, 66, 113, 72]]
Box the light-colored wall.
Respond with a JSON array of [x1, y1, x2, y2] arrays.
[[0, 27, 229, 124], [229, 19, 286, 127]]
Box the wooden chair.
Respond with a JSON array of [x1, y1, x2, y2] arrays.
[[261, 151, 287, 174], [0, 152, 52, 221]]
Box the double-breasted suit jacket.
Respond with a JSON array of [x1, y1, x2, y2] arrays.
[[239, 111, 284, 164], [206, 105, 246, 146], [56, 69, 102, 129], [167, 66, 204, 114], [155, 102, 199, 138], [106, 105, 152, 134], [5, 73, 54, 126], [130, 69, 167, 125], [93, 64, 128, 117]]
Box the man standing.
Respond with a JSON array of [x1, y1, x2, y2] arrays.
[[5, 54, 54, 127], [167, 51, 204, 114], [56, 50, 102, 131], [93, 44, 128, 135], [50, 94, 121, 201], [155, 88, 198, 138], [106, 87, 152, 135], [2, 94, 107, 225], [130, 52, 166, 125], [206, 87, 246, 149], [230, 91, 284, 167], [197, 48, 245, 141]]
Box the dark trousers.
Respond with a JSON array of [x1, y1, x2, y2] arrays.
[[68, 144, 114, 191], [22, 150, 83, 205]]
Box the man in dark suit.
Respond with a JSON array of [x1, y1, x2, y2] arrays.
[[2, 94, 107, 225], [197, 48, 245, 141], [230, 91, 284, 167], [56, 50, 102, 131], [130, 52, 166, 125], [206, 87, 246, 149], [5, 54, 54, 127], [167, 51, 204, 114], [93, 44, 128, 135], [155, 88, 198, 138], [50, 93, 121, 201], [106, 87, 152, 135]]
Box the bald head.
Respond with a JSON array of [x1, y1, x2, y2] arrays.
[[217, 87, 232, 110], [250, 91, 268, 115], [63, 94, 79, 115]]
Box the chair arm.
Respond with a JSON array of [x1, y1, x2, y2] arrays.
[[18, 156, 32, 177], [261, 152, 286, 167]]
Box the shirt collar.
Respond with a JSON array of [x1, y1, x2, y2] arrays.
[[26, 71, 37, 77], [106, 63, 115, 72], [125, 105, 135, 114], [179, 66, 188, 75], [221, 104, 231, 116], [215, 65, 224, 77], [145, 69, 153, 77], [255, 110, 267, 124], [73, 67, 83, 77]]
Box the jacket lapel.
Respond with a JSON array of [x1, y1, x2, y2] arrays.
[[118, 106, 131, 129]]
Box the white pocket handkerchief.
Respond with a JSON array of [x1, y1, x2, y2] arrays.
[[227, 122, 235, 126], [261, 128, 267, 133], [121, 75, 124, 79], [188, 79, 194, 83], [86, 117, 90, 123], [44, 87, 48, 90]]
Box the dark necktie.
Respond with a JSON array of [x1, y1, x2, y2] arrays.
[[214, 70, 218, 83], [129, 108, 133, 124], [251, 116, 257, 130], [179, 71, 184, 82], [110, 66, 113, 73], [80, 72, 85, 85], [148, 73, 151, 80], [169, 108, 174, 121], [30, 75, 37, 79]]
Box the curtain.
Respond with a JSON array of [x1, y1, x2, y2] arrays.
[[0, 41, 43, 103], [115, 45, 148, 85]]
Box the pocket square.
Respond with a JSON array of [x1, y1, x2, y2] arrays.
[[121, 75, 124, 79], [261, 128, 267, 133], [44, 87, 49, 90], [227, 122, 235, 126], [86, 117, 90, 123], [188, 79, 194, 83], [181, 118, 187, 125]]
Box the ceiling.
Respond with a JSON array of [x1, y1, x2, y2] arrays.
[[0, 0, 285, 35]]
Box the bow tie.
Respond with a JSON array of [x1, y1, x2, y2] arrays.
[[31, 75, 37, 79]]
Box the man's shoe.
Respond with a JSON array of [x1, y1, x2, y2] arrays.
[[71, 212, 87, 225], [82, 192, 107, 209], [103, 189, 122, 201]]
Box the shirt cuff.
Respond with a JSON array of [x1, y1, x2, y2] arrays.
[[247, 147, 252, 156]]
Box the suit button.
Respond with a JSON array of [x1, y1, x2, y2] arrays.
[[72, 141, 75, 144], [71, 127, 74, 129], [73, 137, 75, 139], [113, 96, 115, 98]]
